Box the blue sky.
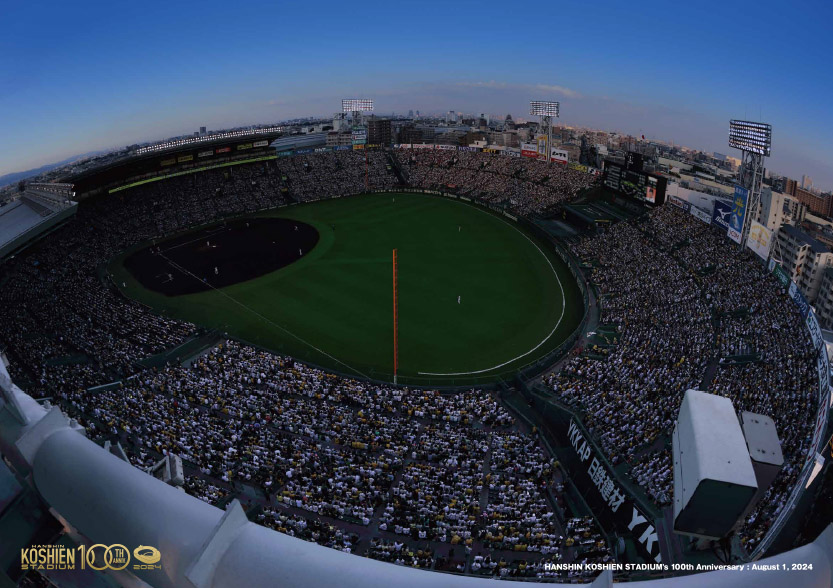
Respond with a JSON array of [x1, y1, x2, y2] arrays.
[[1, 0, 832, 189]]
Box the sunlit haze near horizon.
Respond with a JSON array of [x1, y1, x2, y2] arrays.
[[1, 0, 832, 188]]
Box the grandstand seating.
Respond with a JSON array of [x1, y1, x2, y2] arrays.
[[0, 151, 823, 580]]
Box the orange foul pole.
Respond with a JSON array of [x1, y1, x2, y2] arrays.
[[392, 249, 398, 384]]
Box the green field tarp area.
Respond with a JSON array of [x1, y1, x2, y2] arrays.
[[109, 192, 584, 385]]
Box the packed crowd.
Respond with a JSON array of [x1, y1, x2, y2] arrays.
[[0, 150, 817, 573], [0, 154, 398, 397], [547, 204, 819, 549], [275, 151, 397, 201], [629, 449, 673, 507], [546, 211, 712, 465], [258, 507, 360, 553], [399, 149, 597, 216], [49, 339, 601, 578]]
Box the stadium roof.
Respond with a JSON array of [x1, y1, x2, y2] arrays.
[[0, 196, 77, 259]]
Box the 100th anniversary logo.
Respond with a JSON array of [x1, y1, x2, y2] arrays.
[[21, 544, 162, 572]]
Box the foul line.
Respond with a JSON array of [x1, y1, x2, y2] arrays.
[[157, 252, 372, 380], [417, 202, 566, 376]]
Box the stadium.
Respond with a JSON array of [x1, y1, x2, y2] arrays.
[[0, 107, 831, 588]]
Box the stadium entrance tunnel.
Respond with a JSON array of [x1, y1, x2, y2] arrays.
[[123, 217, 319, 296]]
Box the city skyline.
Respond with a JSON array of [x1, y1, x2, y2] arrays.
[[2, 0, 831, 189]]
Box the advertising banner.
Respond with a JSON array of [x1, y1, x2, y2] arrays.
[[669, 196, 691, 212], [690, 206, 711, 224], [550, 148, 569, 164], [411, 144, 434, 149], [521, 142, 538, 158], [253, 140, 269, 148], [814, 349, 830, 451], [296, 148, 314, 154], [351, 126, 367, 146], [728, 185, 748, 243], [503, 148, 521, 157], [712, 200, 732, 230], [314, 147, 332, 153], [236, 143, 253, 151], [569, 162, 588, 173], [436, 144, 456, 151], [482, 148, 499, 154], [160, 158, 176, 167], [333, 145, 352, 151], [772, 263, 790, 289], [215, 147, 231, 154], [278, 150, 294, 157], [806, 310, 824, 352], [459, 146, 480, 152], [177, 154, 193, 163], [198, 150, 213, 158], [789, 281, 810, 318], [536, 135, 548, 159], [561, 418, 663, 563], [746, 221, 773, 260]]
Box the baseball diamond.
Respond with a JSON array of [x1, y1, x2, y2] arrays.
[[110, 192, 583, 383]]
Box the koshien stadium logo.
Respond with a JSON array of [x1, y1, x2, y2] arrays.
[[20, 543, 162, 572], [133, 545, 162, 570]]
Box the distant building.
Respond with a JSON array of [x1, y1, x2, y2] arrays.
[[490, 131, 519, 148], [794, 187, 832, 217], [561, 144, 581, 163], [367, 118, 392, 145], [774, 225, 833, 302], [398, 125, 423, 144], [784, 196, 808, 226], [463, 131, 487, 145], [199, 126, 207, 135], [803, 175, 813, 190], [757, 188, 787, 231], [784, 177, 798, 196], [332, 113, 349, 132], [326, 132, 352, 147]]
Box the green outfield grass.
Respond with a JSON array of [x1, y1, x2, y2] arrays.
[[110, 192, 583, 384]]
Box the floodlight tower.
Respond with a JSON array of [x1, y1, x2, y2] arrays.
[[342, 99, 374, 188], [530, 100, 559, 164], [729, 120, 772, 247], [342, 98, 374, 127]]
